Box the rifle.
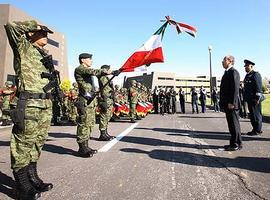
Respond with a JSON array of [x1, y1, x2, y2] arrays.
[[40, 54, 63, 103]]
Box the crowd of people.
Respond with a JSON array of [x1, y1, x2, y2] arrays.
[[1, 18, 264, 200]]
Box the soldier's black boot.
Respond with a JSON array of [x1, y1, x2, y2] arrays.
[[85, 140, 97, 154], [98, 130, 112, 141], [78, 141, 93, 158], [105, 129, 115, 140], [28, 162, 53, 192], [130, 119, 136, 123], [13, 166, 41, 200]]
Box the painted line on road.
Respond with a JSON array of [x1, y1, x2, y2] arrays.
[[98, 123, 138, 152]]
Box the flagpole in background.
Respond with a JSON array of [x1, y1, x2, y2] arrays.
[[208, 45, 213, 105]]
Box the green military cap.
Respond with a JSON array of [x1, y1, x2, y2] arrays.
[[100, 65, 110, 70], [131, 80, 136, 84], [5, 81, 13, 86], [79, 53, 92, 60], [37, 25, 53, 33], [31, 22, 53, 34]]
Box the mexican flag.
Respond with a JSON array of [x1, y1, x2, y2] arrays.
[[120, 22, 168, 72]]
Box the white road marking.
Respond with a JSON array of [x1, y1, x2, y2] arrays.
[[98, 123, 138, 152]]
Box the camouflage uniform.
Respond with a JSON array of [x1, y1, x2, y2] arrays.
[[74, 55, 109, 157], [68, 89, 78, 124], [128, 80, 138, 123], [97, 65, 115, 141], [1, 81, 15, 125], [5, 20, 54, 198]]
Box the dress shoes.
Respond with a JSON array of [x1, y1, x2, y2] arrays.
[[247, 131, 262, 136], [224, 145, 242, 151]]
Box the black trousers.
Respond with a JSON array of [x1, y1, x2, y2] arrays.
[[247, 102, 262, 133], [180, 99, 185, 113], [191, 100, 199, 114], [200, 100, 206, 113], [225, 109, 242, 147]]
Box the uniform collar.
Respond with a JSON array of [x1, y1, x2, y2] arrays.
[[247, 69, 254, 74]]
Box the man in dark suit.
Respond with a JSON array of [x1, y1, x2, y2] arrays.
[[243, 59, 263, 135], [219, 55, 242, 151], [179, 87, 185, 113]]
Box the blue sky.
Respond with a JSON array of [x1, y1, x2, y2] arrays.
[[3, 0, 270, 84]]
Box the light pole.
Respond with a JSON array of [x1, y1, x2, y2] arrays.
[[208, 45, 213, 105]]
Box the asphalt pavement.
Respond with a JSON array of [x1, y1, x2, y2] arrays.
[[0, 104, 269, 200]]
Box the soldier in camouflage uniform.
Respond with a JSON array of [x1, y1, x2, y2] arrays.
[[74, 53, 113, 157], [1, 81, 15, 126], [97, 65, 116, 141], [68, 88, 78, 125], [128, 80, 138, 123], [5, 20, 55, 199]]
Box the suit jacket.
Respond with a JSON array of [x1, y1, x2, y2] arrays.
[[219, 67, 240, 110]]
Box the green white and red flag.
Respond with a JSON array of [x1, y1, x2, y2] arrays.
[[119, 16, 197, 73], [120, 22, 168, 72]]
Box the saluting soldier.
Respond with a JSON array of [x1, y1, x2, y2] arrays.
[[5, 20, 55, 199], [128, 80, 138, 123], [74, 53, 112, 157], [243, 59, 263, 135], [97, 65, 117, 141]]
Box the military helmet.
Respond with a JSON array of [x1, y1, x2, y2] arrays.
[[130, 80, 136, 85], [5, 81, 13, 87], [115, 84, 120, 89]]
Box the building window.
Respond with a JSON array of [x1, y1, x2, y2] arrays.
[[158, 77, 174, 80], [48, 38, 59, 48]]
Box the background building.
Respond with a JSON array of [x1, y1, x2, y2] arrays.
[[124, 71, 221, 95], [0, 4, 69, 86]]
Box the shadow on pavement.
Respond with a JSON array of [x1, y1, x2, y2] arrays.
[[135, 127, 270, 142], [0, 141, 9, 147], [43, 143, 77, 156], [48, 132, 76, 139], [0, 171, 15, 199], [120, 148, 270, 173], [121, 136, 220, 150], [178, 116, 225, 119]]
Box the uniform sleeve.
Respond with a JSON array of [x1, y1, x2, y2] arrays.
[[4, 20, 38, 49], [254, 72, 262, 98], [83, 67, 108, 76]]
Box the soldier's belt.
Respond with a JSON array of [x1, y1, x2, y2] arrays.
[[18, 91, 53, 100]]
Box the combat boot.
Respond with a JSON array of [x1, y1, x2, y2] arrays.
[[13, 166, 41, 200], [105, 129, 116, 140], [98, 130, 112, 141], [130, 119, 136, 123], [28, 162, 53, 192], [78, 141, 93, 158], [85, 140, 97, 154]]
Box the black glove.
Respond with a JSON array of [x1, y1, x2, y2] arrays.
[[112, 70, 121, 76]]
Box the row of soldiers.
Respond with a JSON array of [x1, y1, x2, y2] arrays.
[[152, 86, 208, 115], [52, 79, 153, 126]]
